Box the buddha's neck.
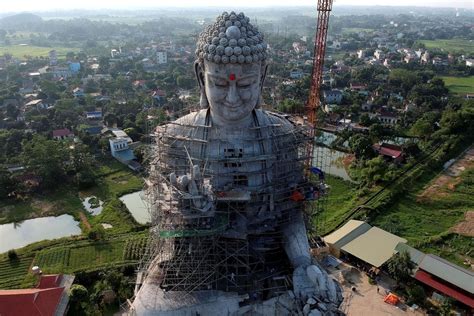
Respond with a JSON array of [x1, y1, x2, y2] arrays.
[[211, 112, 255, 129]]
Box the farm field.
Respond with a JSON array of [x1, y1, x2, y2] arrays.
[[440, 76, 474, 95], [0, 45, 80, 58], [418, 39, 474, 54], [0, 255, 34, 289], [33, 237, 146, 273], [0, 232, 148, 289]]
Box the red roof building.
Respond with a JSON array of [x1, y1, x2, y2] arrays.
[[52, 128, 74, 140], [415, 270, 474, 308], [350, 82, 368, 91], [373, 143, 404, 163], [0, 274, 74, 316]]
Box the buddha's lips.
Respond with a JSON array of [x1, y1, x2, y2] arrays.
[[223, 103, 241, 110]]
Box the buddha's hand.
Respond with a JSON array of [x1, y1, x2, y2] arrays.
[[169, 165, 212, 212], [292, 264, 343, 312]]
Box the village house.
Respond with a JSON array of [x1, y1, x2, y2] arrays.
[[349, 83, 368, 92], [374, 49, 385, 60], [370, 108, 400, 125], [323, 90, 343, 104], [372, 143, 405, 163], [72, 87, 84, 98], [157, 51, 168, 64], [0, 274, 75, 316], [290, 69, 304, 79], [86, 111, 102, 120], [52, 128, 74, 140], [25, 99, 47, 110]]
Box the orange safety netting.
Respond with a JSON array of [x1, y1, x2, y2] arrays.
[[384, 293, 399, 305], [290, 190, 305, 201]]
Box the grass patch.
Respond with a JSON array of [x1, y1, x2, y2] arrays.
[[312, 175, 359, 235], [0, 255, 34, 289], [0, 45, 80, 58], [90, 199, 140, 234], [371, 167, 473, 265], [417, 234, 473, 268], [417, 39, 474, 54], [84, 160, 143, 200], [440, 76, 474, 95], [0, 188, 84, 225]]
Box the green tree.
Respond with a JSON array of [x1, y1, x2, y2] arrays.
[[387, 251, 415, 283], [7, 249, 18, 261], [360, 156, 388, 186], [349, 134, 374, 160], [406, 285, 426, 306], [0, 171, 15, 199], [438, 298, 453, 316], [70, 284, 89, 302], [88, 225, 106, 241], [388, 69, 418, 95], [277, 99, 304, 113], [359, 113, 373, 127], [21, 135, 68, 189], [368, 123, 385, 141]]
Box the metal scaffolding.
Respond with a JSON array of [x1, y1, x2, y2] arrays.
[[134, 108, 329, 307]]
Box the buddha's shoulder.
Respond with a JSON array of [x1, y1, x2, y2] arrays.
[[173, 109, 208, 126], [162, 109, 208, 135], [256, 109, 295, 130]]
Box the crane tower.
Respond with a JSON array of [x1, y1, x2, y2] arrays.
[[305, 0, 333, 232]]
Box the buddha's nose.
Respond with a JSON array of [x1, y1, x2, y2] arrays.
[[226, 84, 238, 104]]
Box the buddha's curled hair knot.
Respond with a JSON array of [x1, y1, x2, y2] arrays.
[[195, 11, 267, 64]]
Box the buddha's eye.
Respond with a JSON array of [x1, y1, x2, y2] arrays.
[[214, 81, 228, 87], [237, 80, 253, 88]]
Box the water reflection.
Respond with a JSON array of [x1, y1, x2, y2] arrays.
[[119, 191, 151, 225], [0, 215, 81, 253]]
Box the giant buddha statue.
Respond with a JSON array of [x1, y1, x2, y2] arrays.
[[131, 11, 342, 315]]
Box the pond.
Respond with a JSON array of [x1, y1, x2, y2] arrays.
[[314, 146, 353, 182], [0, 215, 81, 253], [81, 196, 104, 215], [119, 191, 151, 225], [316, 131, 338, 147]]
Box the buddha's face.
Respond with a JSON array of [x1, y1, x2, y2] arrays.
[[203, 60, 263, 125]]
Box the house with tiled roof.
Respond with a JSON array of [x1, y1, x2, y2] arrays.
[[372, 143, 404, 164], [52, 128, 74, 140], [0, 274, 74, 316]]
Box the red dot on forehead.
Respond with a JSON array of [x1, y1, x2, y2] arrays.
[[229, 73, 236, 81]]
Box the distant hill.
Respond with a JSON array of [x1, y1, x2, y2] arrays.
[[0, 13, 43, 29]]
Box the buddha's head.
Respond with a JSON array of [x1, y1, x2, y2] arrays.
[[195, 12, 268, 126]]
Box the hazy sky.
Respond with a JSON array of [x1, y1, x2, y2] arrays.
[[1, 0, 472, 12]]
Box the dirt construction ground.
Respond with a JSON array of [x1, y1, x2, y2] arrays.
[[418, 147, 474, 202], [330, 263, 424, 316]]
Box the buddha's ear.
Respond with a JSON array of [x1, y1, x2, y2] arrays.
[[194, 60, 205, 89], [195, 60, 209, 108], [260, 63, 268, 92], [256, 64, 268, 109]]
